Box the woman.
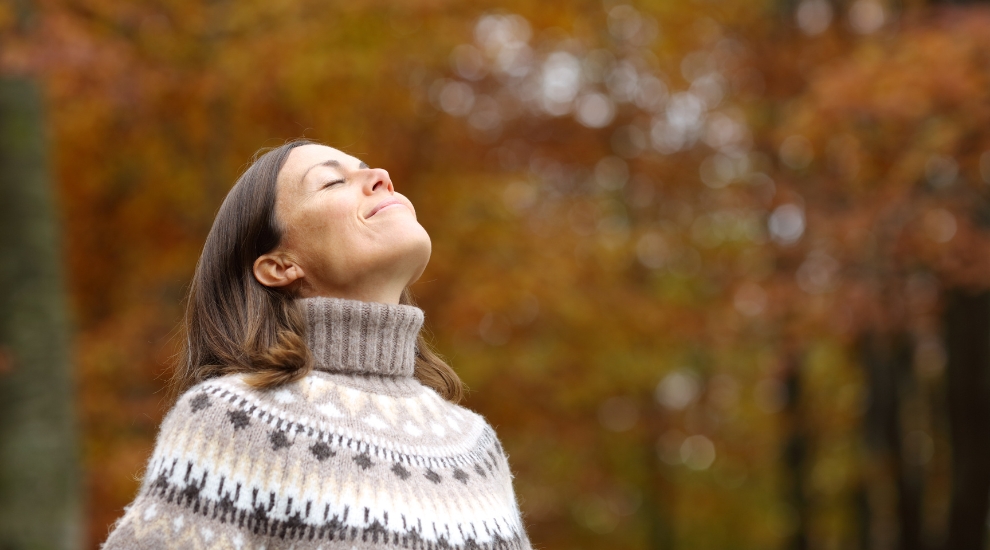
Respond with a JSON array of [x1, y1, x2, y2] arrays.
[[103, 140, 531, 549]]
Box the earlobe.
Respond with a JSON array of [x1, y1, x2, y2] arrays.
[[253, 254, 304, 288]]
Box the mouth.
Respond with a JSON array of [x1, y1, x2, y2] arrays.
[[366, 198, 407, 218]]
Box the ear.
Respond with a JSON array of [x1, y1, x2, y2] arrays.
[[253, 253, 305, 288]]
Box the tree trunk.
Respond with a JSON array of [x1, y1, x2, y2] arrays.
[[781, 352, 810, 550], [0, 77, 81, 549], [640, 408, 675, 550], [859, 331, 923, 550], [943, 289, 990, 550]]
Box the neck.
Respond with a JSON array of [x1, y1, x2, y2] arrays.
[[297, 271, 413, 305], [297, 283, 405, 305], [299, 296, 424, 378]]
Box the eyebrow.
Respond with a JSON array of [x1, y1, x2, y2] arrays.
[[300, 159, 370, 184]]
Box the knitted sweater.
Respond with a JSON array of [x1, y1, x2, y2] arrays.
[[103, 297, 531, 550]]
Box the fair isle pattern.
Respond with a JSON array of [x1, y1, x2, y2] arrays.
[[103, 298, 531, 550]]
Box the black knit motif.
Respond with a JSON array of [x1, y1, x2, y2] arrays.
[[353, 453, 374, 470], [144, 477, 528, 550], [190, 393, 211, 412], [392, 463, 411, 480], [227, 409, 251, 430], [310, 441, 335, 461], [270, 430, 292, 451]]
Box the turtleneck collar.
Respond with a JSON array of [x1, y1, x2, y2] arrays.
[[298, 296, 424, 378]]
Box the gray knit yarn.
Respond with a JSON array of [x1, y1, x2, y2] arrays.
[[301, 297, 423, 378]]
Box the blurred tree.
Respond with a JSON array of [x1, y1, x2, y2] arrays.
[[943, 290, 990, 550], [0, 51, 82, 550]]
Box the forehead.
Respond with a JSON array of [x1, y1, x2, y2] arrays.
[[279, 144, 362, 187]]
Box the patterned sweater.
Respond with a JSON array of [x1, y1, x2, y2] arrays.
[[103, 297, 531, 549]]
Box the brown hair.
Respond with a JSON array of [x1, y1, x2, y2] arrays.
[[167, 140, 463, 404]]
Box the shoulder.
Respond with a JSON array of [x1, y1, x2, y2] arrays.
[[166, 375, 247, 421], [422, 386, 514, 460], [149, 373, 294, 456], [155, 374, 262, 440]]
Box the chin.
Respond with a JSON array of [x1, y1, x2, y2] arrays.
[[403, 233, 432, 284], [382, 222, 432, 284]]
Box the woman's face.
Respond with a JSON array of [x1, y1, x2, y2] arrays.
[[262, 144, 431, 302]]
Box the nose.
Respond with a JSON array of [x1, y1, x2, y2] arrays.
[[364, 168, 394, 195]]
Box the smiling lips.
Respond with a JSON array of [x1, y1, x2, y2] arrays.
[[367, 198, 407, 218]]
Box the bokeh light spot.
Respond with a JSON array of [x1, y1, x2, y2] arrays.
[[680, 435, 716, 470], [575, 93, 616, 128], [768, 204, 805, 245], [733, 282, 767, 317], [923, 208, 957, 243], [796, 0, 833, 36], [451, 44, 488, 81], [636, 232, 668, 269], [437, 81, 475, 116], [656, 370, 700, 410], [796, 250, 841, 294], [849, 0, 885, 34]]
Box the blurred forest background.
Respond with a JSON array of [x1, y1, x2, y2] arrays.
[[2, 0, 990, 548]]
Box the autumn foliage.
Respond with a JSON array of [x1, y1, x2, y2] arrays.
[[3, 0, 990, 548]]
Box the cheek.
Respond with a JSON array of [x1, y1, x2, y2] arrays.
[[288, 202, 363, 261]]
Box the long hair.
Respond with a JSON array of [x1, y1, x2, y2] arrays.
[[167, 140, 463, 404]]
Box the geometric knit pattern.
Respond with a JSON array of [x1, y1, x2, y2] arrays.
[[102, 298, 532, 550]]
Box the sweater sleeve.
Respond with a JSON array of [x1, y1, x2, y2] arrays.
[[478, 416, 535, 550], [101, 384, 260, 550]]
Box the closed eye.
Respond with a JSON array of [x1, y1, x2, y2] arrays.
[[322, 179, 345, 189]]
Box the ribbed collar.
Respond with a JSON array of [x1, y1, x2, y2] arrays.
[[298, 296, 423, 378]]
